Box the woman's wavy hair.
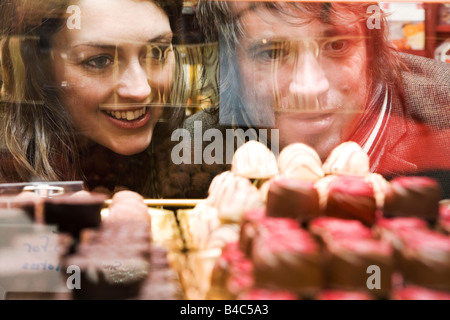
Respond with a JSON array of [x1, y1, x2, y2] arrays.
[[195, 1, 406, 127], [0, 0, 185, 183]]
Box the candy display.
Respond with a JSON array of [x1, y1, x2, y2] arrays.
[[1, 140, 449, 300]]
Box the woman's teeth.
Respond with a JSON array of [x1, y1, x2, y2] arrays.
[[105, 107, 146, 121]]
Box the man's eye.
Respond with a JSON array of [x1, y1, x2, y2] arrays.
[[83, 55, 113, 69], [322, 39, 351, 55]]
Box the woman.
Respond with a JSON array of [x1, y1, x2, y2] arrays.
[[0, 0, 186, 197]]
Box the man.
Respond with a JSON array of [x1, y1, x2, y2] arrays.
[[185, 1, 450, 197]]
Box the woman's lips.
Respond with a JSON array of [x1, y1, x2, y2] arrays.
[[102, 106, 152, 130], [277, 111, 336, 135]]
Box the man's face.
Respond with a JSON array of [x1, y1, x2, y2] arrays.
[[230, 3, 370, 160]]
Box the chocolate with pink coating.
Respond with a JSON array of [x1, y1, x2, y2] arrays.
[[324, 175, 377, 226], [251, 226, 323, 297], [383, 176, 442, 222], [266, 179, 321, 223]]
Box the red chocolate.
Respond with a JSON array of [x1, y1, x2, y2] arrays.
[[225, 259, 254, 298], [308, 217, 373, 244], [266, 179, 321, 224], [383, 176, 442, 222], [325, 237, 394, 298], [397, 228, 450, 291], [392, 285, 450, 300], [237, 288, 298, 300], [323, 175, 377, 226], [251, 226, 323, 297], [316, 289, 373, 300], [439, 203, 450, 234], [239, 208, 266, 257], [375, 217, 429, 271], [210, 242, 249, 293]]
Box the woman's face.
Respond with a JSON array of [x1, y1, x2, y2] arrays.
[[52, 0, 174, 155]]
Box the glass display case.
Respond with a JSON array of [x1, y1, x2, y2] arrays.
[[0, 0, 449, 302]]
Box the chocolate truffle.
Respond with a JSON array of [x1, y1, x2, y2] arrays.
[[325, 237, 394, 299], [324, 175, 378, 226], [266, 179, 321, 224], [207, 171, 263, 223], [210, 242, 249, 299], [277, 143, 324, 182], [239, 208, 266, 257], [397, 228, 450, 291], [383, 176, 442, 223], [43, 192, 107, 237], [237, 288, 298, 300], [231, 140, 278, 179], [251, 226, 323, 297], [308, 216, 373, 244], [322, 141, 370, 177], [438, 201, 450, 234], [391, 285, 450, 300], [315, 289, 374, 300], [374, 217, 429, 272]]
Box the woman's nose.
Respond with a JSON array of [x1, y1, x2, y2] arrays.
[[288, 51, 330, 107], [115, 61, 151, 101]]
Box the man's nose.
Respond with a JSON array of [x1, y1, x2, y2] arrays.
[[288, 50, 329, 106], [115, 61, 151, 101]]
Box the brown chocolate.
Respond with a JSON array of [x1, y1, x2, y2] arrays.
[[324, 175, 377, 226], [383, 176, 442, 222], [266, 179, 321, 224]]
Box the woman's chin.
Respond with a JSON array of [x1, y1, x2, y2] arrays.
[[105, 142, 151, 156]]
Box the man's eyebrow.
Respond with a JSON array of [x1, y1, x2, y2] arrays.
[[322, 25, 362, 38]]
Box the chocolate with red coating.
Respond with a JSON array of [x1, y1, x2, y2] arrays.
[[266, 179, 321, 223], [392, 285, 450, 300], [210, 242, 248, 290], [240, 216, 300, 258], [323, 175, 377, 226], [226, 258, 254, 298], [383, 176, 442, 222], [239, 208, 266, 257], [325, 237, 393, 298], [374, 217, 429, 271], [438, 202, 450, 234], [251, 226, 323, 296], [316, 289, 373, 300], [397, 228, 450, 291], [308, 216, 373, 244], [237, 288, 298, 300]]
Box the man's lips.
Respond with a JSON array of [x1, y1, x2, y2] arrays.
[[277, 110, 336, 135]]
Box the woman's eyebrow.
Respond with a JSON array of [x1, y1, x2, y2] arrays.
[[147, 32, 173, 43], [71, 32, 174, 48]]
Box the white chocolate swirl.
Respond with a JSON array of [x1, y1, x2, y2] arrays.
[[322, 141, 370, 176], [231, 140, 278, 179], [278, 143, 324, 182]]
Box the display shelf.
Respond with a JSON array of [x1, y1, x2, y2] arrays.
[[425, 3, 450, 59]]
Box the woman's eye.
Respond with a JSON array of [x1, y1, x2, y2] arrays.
[[256, 45, 289, 61], [83, 55, 113, 69], [148, 44, 171, 62]]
